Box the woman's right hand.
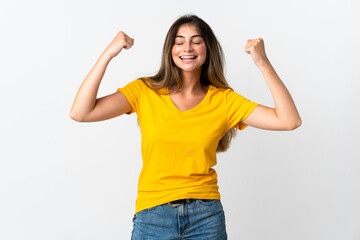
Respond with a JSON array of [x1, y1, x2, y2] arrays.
[[103, 31, 134, 59]]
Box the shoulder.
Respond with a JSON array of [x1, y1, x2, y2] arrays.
[[136, 77, 158, 89], [125, 77, 149, 90], [209, 85, 236, 97]]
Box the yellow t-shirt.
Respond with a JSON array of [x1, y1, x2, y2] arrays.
[[117, 78, 259, 216]]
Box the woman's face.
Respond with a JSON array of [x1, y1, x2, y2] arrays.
[[171, 24, 207, 73]]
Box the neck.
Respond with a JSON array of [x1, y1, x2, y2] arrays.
[[178, 68, 204, 95]]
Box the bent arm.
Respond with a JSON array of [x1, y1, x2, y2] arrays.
[[242, 60, 302, 130], [70, 31, 135, 122], [69, 53, 113, 121]]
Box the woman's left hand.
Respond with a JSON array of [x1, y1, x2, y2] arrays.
[[245, 38, 269, 67]]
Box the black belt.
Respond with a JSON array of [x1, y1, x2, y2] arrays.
[[167, 198, 193, 208]]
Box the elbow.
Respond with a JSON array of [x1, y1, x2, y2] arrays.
[[286, 118, 302, 131], [69, 111, 84, 122]]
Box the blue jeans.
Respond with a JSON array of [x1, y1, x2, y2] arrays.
[[131, 199, 227, 240]]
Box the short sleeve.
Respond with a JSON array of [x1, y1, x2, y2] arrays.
[[116, 79, 143, 115], [226, 88, 260, 131]]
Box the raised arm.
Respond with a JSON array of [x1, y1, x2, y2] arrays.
[[241, 38, 302, 131], [70, 31, 134, 122]]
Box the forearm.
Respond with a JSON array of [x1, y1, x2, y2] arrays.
[[70, 52, 113, 120], [258, 60, 302, 127]]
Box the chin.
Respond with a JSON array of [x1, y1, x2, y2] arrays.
[[176, 64, 203, 72]]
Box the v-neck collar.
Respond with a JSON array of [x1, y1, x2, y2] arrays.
[[166, 85, 212, 114]]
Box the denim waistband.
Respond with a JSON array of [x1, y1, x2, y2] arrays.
[[167, 198, 193, 208]]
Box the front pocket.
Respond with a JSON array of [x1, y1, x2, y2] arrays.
[[198, 199, 219, 206]]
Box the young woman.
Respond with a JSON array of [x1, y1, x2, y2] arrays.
[[70, 14, 301, 240]]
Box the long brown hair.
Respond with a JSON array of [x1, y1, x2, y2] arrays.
[[138, 14, 238, 152]]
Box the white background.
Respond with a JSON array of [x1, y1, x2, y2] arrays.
[[1, 0, 359, 239]]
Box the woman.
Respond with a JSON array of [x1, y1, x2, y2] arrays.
[[70, 14, 301, 240]]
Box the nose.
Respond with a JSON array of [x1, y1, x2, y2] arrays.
[[184, 41, 194, 52]]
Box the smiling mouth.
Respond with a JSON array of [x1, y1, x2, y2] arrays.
[[180, 56, 198, 60]]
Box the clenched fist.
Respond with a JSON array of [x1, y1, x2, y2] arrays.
[[245, 38, 269, 67], [103, 31, 134, 59]]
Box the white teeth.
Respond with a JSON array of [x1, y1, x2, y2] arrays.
[[180, 56, 197, 59]]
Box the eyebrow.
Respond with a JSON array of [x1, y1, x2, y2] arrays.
[[175, 34, 202, 39]]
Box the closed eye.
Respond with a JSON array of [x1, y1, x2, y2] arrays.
[[175, 42, 202, 45]]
